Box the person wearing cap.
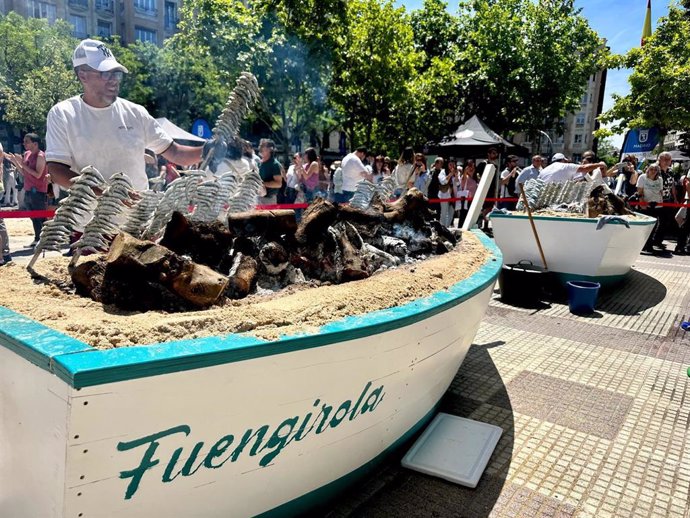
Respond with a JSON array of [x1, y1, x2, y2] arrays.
[[46, 39, 203, 194], [539, 152, 606, 184]]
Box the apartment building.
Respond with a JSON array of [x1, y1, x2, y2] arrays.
[[0, 0, 181, 45], [512, 69, 608, 163]]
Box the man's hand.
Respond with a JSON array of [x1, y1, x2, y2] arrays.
[[201, 135, 228, 173]]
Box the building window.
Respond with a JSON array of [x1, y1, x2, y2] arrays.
[[69, 14, 87, 38], [134, 0, 156, 14], [95, 0, 113, 11], [574, 134, 583, 145], [164, 1, 177, 29], [581, 94, 588, 106], [28, 0, 57, 24], [575, 113, 585, 127], [135, 26, 157, 44], [69, 0, 88, 9], [97, 20, 112, 37]]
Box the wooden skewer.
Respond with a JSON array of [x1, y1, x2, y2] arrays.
[[519, 183, 548, 270]]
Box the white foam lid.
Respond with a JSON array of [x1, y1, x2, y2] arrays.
[[401, 413, 503, 488]]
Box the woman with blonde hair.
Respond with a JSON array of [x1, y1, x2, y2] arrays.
[[393, 147, 415, 197], [637, 162, 664, 253]]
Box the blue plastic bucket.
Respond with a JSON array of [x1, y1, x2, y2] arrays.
[[566, 280, 600, 314]]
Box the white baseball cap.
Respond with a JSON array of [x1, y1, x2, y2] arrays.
[[72, 39, 128, 73], [552, 152, 567, 162]]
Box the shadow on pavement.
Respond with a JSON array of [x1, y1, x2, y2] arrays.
[[323, 341, 514, 518], [592, 270, 666, 316]]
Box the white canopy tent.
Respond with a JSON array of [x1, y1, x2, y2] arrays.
[[155, 117, 206, 144]]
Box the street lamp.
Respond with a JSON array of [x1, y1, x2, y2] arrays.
[[539, 130, 553, 159]]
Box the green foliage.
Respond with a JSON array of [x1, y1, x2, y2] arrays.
[[0, 13, 80, 135], [174, 0, 259, 79], [0, 0, 610, 157], [330, 0, 422, 153], [596, 137, 618, 166], [455, 0, 607, 137], [599, 4, 690, 139], [410, 0, 460, 69]]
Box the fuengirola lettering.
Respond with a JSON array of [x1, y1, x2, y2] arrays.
[[116, 382, 385, 500]]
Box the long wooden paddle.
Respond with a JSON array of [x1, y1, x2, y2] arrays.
[[518, 183, 548, 270]]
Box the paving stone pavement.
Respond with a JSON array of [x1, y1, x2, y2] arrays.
[[325, 246, 690, 518]]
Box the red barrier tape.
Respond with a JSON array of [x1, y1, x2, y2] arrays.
[[2, 197, 690, 220], [0, 209, 56, 218]]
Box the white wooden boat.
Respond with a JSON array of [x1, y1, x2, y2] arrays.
[[0, 230, 501, 518], [490, 212, 656, 286]]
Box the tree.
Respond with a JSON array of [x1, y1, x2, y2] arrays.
[[407, 0, 463, 145], [596, 137, 619, 166], [599, 4, 690, 141], [455, 0, 608, 137], [330, 0, 422, 153], [409, 0, 460, 70], [0, 13, 80, 136]]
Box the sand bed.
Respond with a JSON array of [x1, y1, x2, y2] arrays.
[[0, 232, 490, 349], [6, 217, 36, 237]]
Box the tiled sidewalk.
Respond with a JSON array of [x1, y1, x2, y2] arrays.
[[327, 251, 690, 518]]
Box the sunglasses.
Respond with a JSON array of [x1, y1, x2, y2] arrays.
[[85, 69, 124, 81]]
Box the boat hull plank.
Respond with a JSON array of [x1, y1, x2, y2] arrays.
[[491, 213, 655, 284], [0, 231, 501, 518]]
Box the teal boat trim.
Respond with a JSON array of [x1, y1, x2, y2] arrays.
[[490, 212, 656, 227], [257, 404, 440, 517], [0, 231, 502, 389]]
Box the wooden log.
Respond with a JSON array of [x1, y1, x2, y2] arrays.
[[226, 252, 259, 299], [258, 241, 290, 275], [103, 233, 228, 309], [382, 188, 433, 227], [334, 222, 369, 282], [227, 210, 297, 239], [169, 261, 229, 308], [71, 257, 107, 301], [295, 198, 339, 244], [160, 211, 235, 269], [337, 204, 385, 225]]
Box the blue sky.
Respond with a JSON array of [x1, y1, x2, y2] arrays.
[[397, 0, 669, 145]]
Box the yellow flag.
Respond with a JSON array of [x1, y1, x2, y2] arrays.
[[641, 0, 652, 46]]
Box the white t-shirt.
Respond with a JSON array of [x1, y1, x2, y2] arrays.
[[499, 168, 517, 198], [437, 169, 452, 200], [539, 162, 582, 184], [393, 163, 415, 189], [636, 173, 663, 203], [286, 164, 299, 188], [46, 96, 173, 191], [340, 152, 367, 192]]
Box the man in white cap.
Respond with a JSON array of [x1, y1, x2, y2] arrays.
[[539, 152, 607, 184], [46, 39, 203, 192]]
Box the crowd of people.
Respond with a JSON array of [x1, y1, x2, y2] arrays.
[[1, 37, 689, 267]]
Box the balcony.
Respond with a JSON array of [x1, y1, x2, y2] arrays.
[[134, 3, 158, 16], [68, 0, 88, 10], [95, 0, 114, 13]]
